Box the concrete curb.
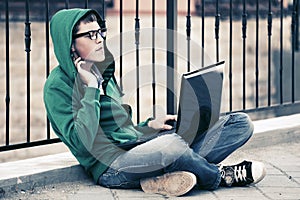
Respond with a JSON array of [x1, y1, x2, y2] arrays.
[[1, 114, 300, 196], [0, 153, 88, 196], [1, 165, 88, 195], [245, 113, 300, 149]]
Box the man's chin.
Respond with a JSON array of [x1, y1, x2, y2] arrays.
[[85, 57, 105, 63]]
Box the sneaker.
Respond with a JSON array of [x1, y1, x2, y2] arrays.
[[219, 160, 266, 187], [140, 171, 197, 197]]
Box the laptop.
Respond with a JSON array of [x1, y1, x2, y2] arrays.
[[117, 61, 225, 150], [174, 60, 225, 144]]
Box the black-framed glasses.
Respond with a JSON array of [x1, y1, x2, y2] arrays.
[[73, 28, 107, 40]]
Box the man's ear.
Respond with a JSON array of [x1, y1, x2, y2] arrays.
[[70, 43, 77, 61], [71, 43, 76, 52]]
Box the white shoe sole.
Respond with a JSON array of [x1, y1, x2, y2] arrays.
[[140, 171, 197, 197]]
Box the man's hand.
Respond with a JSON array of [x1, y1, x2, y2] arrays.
[[148, 114, 177, 130], [74, 57, 98, 88]]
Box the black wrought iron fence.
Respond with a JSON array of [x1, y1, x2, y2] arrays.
[[0, 0, 299, 152]]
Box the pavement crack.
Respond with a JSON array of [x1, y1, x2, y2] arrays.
[[268, 161, 300, 185], [211, 191, 221, 200], [255, 186, 272, 200], [110, 189, 119, 200]]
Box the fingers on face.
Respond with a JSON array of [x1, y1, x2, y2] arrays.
[[74, 57, 88, 71], [74, 57, 82, 66], [165, 114, 177, 121]]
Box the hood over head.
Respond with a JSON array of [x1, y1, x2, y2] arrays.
[[50, 8, 115, 88]]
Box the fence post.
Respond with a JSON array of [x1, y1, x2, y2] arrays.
[[5, 0, 10, 146], [166, 0, 177, 115], [296, 0, 299, 51], [25, 0, 31, 143]]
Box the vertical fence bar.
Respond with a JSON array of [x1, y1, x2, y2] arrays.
[[65, 0, 69, 9], [291, 0, 297, 103], [296, 0, 299, 51], [229, 0, 233, 111], [186, 0, 191, 72], [280, 0, 283, 104], [201, 0, 205, 67], [25, 0, 31, 143], [215, 0, 220, 62], [152, 0, 156, 117], [102, 0, 105, 21], [242, 0, 247, 110], [166, 0, 177, 115], [101, 0, 106, 34], [85, 0, 88, 9], [5, 0, 10, 146], [255, 0, 259, 108], [119, 0, 123, 91], [135, 0, 140, 123], [267, 0, 273, 106], [45, 0, 51, 139], [296, 0, 299, 91]]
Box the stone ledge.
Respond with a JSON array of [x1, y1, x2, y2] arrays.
[[245, 113, 300, 148], [0, 153, 89, 194]]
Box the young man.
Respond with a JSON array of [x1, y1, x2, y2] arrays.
[[44, 8, 266, 197]]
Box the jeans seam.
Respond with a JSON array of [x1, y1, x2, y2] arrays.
[[211, 170, 222, 190], [200, 113, 239, 152], [199, 129, 221, 153]]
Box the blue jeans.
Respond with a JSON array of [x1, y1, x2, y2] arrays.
[[98, 112, 253, 190]]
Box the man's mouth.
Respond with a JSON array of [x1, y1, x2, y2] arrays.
[[96, 47, 103, 51]]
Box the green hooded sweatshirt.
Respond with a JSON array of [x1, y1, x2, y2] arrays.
[[44, 8, 152, 183]]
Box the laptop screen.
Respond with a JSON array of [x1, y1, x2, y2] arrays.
[[175, 61, 225, 144]]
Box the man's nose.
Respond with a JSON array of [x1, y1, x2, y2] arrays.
[[96, 33, 103, 43]]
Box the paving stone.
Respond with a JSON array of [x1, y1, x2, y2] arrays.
[[259, 187, 300, 200]]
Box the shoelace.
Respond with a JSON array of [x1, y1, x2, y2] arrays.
[[233, 165, 247, 183], [219, 165, 234, 186], [219, 164, 225, 178]]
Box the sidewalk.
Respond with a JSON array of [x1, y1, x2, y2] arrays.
[[1, 114, 300, 200]]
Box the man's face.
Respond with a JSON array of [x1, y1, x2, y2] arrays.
[[72, 21, 105, 62]]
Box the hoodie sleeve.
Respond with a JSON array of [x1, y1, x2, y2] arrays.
[[44, 80, 101, 152]]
